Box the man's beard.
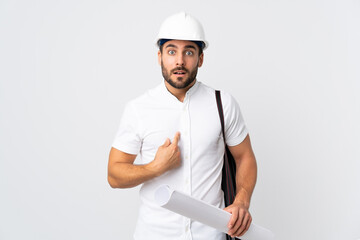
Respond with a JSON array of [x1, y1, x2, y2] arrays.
[[161, 61, 199, 89]]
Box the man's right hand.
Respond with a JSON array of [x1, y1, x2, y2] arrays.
[[107, 132, 181, 188], [149, 132, 181, 176]]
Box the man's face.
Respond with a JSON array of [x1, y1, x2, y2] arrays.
[[158, 40, 204, 90]]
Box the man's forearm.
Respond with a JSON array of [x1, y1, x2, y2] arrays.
[[225, 143, 257, 238], [228, 135, 258, 206], [108, 162, 158, 188], [234, 152, 257, 206], [108, 133, 181, 189]]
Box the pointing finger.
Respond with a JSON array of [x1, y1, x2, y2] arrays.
[[172, 132, 180, 145]]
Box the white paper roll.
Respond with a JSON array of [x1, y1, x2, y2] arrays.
[[154, 185, 274, 240]]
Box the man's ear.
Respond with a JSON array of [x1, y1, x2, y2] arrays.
[[158, 50, 162, 66], [198, 53, 204, 67]]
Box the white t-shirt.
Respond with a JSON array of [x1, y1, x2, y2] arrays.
[[112, 81, 248, 240]]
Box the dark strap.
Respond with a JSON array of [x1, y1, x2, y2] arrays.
[[215, 90, 238, 240], [215, 90, 226, 141]]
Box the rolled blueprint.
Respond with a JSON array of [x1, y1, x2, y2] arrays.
[[154, 185, 274, 240]]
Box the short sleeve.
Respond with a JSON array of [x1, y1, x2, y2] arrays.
[[112, 102, 142, 155], [223, 93, 249, 146]]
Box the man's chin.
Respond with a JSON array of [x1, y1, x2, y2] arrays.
[[166, 75, 196, 89], [167, 78, 185, 89]]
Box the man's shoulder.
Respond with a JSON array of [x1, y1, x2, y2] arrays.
[[196, 81, 218, 98], [198, 82, 236, 104]]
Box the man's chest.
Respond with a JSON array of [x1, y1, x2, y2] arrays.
[[137, 102, 223, 160]]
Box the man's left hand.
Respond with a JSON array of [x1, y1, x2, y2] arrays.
[[224, 202, 252, 238]]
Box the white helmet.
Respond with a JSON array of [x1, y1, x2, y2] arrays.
[[155, 12, 208, 50]]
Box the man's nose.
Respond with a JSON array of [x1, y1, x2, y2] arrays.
[[176, 54, 185, 66]]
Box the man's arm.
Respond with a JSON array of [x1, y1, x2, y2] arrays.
[[225, 134, 258, 238], [108, 132, 181, 188]]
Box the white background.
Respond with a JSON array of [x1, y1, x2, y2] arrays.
[[1, 0, 359, 239]]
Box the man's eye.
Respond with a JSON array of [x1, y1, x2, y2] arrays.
[[185, 51, 193, 56], [168, 50, 175, 55]]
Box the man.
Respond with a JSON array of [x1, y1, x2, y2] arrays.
[[108, 12, 257, 240]]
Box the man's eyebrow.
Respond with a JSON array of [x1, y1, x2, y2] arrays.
[[165, 44, 177, 48], [184, 45, 197, 50]]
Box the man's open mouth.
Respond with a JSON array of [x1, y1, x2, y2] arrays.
[[173, 70, 186, 75]]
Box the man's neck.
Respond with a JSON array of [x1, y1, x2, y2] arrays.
[[164, 80, 196, 103]]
